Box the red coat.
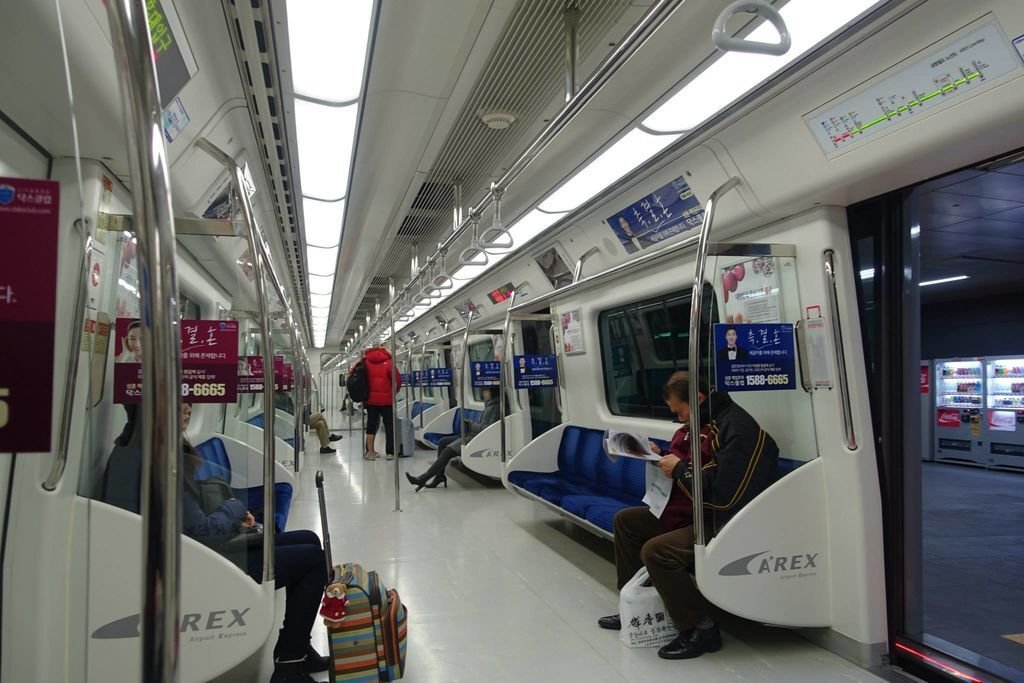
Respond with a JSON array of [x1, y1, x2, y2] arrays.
[[364, 347, 401, 407], [660, 425, 713, 531]]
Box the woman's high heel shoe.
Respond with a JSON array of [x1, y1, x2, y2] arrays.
[[424, 474, 447, 489], [406, 472, 428, 491]]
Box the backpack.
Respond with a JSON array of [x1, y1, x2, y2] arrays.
[[346, 360, 370, 404]]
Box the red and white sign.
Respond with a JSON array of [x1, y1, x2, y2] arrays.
[[937, 408, 961, 428], [988, 410, 1016, 433], [113, 318, 239, 403], [920, 366, 930, 394], [0, 177, 60, 452], [237, 355, 267, 394]]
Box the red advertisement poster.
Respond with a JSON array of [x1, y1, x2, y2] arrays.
[[0, 178, 60, 452], [920, 366, 930, 394], [113, 318, 239, 403], [937, 408, 961, 428], [238, 355, 268, 394]]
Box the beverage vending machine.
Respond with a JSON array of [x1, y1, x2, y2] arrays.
[[984, 355, 1024, 472], [933, 358, 986, 466]]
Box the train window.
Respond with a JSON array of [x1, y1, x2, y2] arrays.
[[468, 338, 496, 402], [599, 285, 718, 419]]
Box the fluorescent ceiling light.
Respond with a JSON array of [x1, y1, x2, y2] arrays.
[[643, 0, 880, 132], [539, 129, 680, 212], [287, 0, 374, 103], [920, 275, 968, 287], [309, 274, 334, 294], [310, 292, 332, 308], [303, 198, 345, 248], [860, 268, 875, 280], [295, 100, 357, 200], [510, 209, 569, 244], [307, 245, 339, 275]]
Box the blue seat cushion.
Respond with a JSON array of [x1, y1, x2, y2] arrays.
[[193, 437, 292, 532], [423, 432, 447, 447], [778, 457, 802, 477], [585, 505, 625, 533], [411, 402, 433, 419], [247, 414, 265, 429], [194, 438, 233, 481], [561, 494, 640, 519]]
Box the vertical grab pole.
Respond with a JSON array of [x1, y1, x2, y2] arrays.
[[460, 310, 475, 445], [389, 279, 401, 511], [500, 291, 518, 463], [687, 177, 740, 547], [105, 1, 183, 680], [195, 138, 276, 582]]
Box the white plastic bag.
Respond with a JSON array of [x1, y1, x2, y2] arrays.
[[618, 567, 677, 648]]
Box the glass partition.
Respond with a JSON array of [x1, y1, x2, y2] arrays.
[[701, 245, 819, 536]]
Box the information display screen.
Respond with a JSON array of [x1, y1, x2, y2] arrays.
[[487, 283, 515, 304], [147, 0, 192, 108]]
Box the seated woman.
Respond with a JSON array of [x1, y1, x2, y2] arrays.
[[405, 386, 500, 491], [120, 402, 330, 682]]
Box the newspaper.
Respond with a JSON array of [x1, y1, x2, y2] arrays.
[[604, 430, 661, 462]]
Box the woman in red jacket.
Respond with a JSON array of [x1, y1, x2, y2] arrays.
[[362, 345, 402, 460]]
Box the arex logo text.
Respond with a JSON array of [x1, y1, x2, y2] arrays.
[[718, 551, 819, 577], [92, 608, 250, 639]]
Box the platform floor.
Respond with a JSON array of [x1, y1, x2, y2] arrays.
[[922, 462, 1024, 673], [223, 420, 888, 683]]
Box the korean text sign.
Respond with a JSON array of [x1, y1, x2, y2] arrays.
[[714, 323, 796, 392], [471, 361, 502, 388], [237, 355, 267, 394], [604, 176, 704, 254], [428, 368, 453, 387], [0, 178, 60, 451], [513, 354, 559, 389], [113, 318, 239, 403]]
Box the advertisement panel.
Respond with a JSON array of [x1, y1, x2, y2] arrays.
[[513, 354, 558, 389], [714, 323, 796, 392]]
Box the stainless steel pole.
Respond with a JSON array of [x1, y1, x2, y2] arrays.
[[500, 291, 518, 463], [390, 279, 401, 511], [105, 1, 182, 679], [459, 310, 476, 445], [195, 138, 277, 581], [564, 2, 580, 102], [687, 177, 740, 547]]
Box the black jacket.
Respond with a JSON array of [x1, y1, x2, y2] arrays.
[[672, 392, 779, 523], [467, 396, 500, 437]]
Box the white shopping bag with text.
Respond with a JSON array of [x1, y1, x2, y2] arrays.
[[618, 567, 677, 648]]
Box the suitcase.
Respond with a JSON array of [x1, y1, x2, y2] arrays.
[[397, 417, 415, 458], [316, 471, 408, 682]]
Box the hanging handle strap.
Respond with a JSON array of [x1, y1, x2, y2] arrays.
[[712, 1, 791, 56]]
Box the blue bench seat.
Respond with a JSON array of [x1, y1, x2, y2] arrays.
[[194, 437, 293, 533], [247, 414, 295, 447], [423, 407, 482, 447], [508, 425, 808, 536], [507, 426, 649, 534], [410, 401, 434, 419]]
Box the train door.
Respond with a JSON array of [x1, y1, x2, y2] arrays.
[[849, 151, 1024, 682], [519, 317, 562, 439]]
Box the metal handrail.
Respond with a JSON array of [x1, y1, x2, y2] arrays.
[[418, 329, 436, 428], [499, 291, 518, 463], [105, 1, 183, 679], [196, 138, 277, 582], [43, 218, 92, 491], [572, 246, 600, 284], [389, 279, 401, 511], [823, 249, 857, 450], [687, 177, 741, 547], [459, 309, 476, 445]]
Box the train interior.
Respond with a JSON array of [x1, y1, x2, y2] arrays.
[[2, 0, 1024, 681]]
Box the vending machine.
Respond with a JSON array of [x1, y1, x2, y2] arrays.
[[933, 358, 986, 466], [984, 355, 1024, 471], [920, 361, 934, 462]]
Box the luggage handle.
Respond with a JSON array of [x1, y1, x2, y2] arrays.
[[315, 470, 334, 582]]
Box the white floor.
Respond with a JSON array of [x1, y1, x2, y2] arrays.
[[230, 421, 888, 683]]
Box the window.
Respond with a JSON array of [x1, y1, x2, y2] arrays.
[[599, 285, 718, 419], [468, 338, 496, 401]]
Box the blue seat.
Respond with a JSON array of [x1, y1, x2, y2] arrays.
[[246, 414, 295, 446], [423, 407, 482, 447], [194, 437, 293, 533], [507, 426, 649, 533], [410, 401, 434, 419]]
